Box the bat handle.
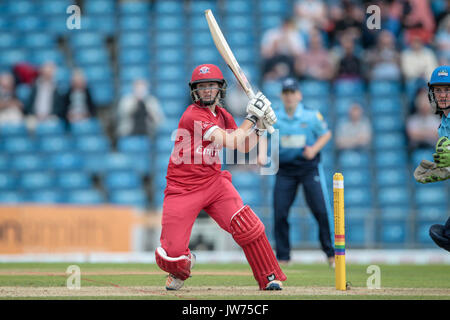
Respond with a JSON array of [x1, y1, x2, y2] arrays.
[[247, 89, 275, 134], [265, 121, 275, 134]]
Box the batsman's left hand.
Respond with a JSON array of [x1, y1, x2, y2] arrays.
[[433, 137, 450, 168]]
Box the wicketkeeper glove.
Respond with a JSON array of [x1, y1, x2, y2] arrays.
[[414, 159, 450, 184], [433, 137, 450, 168]]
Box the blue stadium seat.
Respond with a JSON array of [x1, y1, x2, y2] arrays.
[[190, 48, 221, 66], [0, 192, 22, 203], [155, 65, 187, 81], [155, 1, 183, 14], [376, 168, 409, 186], [15, 83, 32, 103], [374, 150, 408, 168], [20, 172, 55, 190], [338, 150, 370, 169], [22, 33, 56, 48], [156, 118, 180, 135], [373, 133, 406, 149], [334, 79, 364, 97], [372, 114, 403, 132], [74, 48, 109, 65], [370, 98, 402, 114], [380, 220, 407, 244], [239, 189, 264, 207], [300, 81, 330, 97], [35, 120, 65, 136], [110, 189, 147, 208], [369, 81, 401, 96], [155, 48, 185, 64], [156, 15, 185, 30], [83, 65, 113, 83], [119, 65, 150, 82], [154, 172, 167, 189], [155, 136, 174, 153], [0, 49, 28, 67], [80, 15, 116, 34], [341, 169, 371, 187], [378, 187, 410, 207], [224, 0, 252, 13], [346, 217, 366, 245], [227, 31, 256, 47], [75, 135, 110, 153], [27, 190, 63, 204], [85, 0, 115, 15], [0, 17, 10, 31], [90, 83, 114, 105], [45, 16, 70, 35], [104, 171, 142, 190], [119, 16, 150, 31], [344, 187, 372, 207], [260, 14, 282, 31], [70, 32, 104, 48], [119, 49, 150, 65], [50, 153, 84, 171], [70, 119, 102, 135], [29, 49, 64, 66], [104, 153, 134, 172], [118, 32, 149, 48], [14, 16, 46, 32], [65, 189, 105, 204], [57, 172, 93, 190], [259, 0, 288, 14], [119, 1, 150, 15], [6, 1, 35, 15], [232, 171, 262, 189], [156, 83, 187, 100], [0, 123, 28, 137], [0, 173, 17, 190], [13, 154, 47, 172], [0, 155, 9, 171], [3, 137, 36, 154], [117, 136, 151, 153], [41, 0, 72, 15], [225, 15, 253, 31], [0, 32, 19, 48], [416, 222, 434, 245], [417, 205, 449, 220], [415, 185, 448, 207]]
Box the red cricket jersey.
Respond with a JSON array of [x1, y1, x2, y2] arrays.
[[165, 104, 238, 192]]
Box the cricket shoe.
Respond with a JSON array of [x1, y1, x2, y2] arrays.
[[165, 252, 196, 291], [264, 280, 283, 291]]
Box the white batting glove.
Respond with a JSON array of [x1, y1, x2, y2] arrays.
[[263, 106, 277, 126], [246, 91, 271, 119]]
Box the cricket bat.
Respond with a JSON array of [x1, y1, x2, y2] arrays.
[[205, 9, 275, 134]]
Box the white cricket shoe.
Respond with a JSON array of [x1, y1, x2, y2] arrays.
[[264, 280, 283, 291], [165, 252, 196, 291]]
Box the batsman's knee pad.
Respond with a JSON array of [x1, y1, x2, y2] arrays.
[[155, 247, 192, 281], [230, 205, 287, 289]]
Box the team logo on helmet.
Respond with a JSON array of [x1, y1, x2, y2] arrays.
[[199, 66, 210, 74], [438, 69, 448, 77]]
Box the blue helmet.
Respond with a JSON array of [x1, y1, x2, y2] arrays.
[[428, 65, 450, 112]]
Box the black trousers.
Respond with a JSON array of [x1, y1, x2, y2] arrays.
[[273, 167, 335, 260]]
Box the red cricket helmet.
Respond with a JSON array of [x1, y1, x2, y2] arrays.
[[189, 64, 227, 106]]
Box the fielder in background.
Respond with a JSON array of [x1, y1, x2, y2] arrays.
[[414, 65, 450, 252], [271, 77, 335, 266], [154, 64, 286, 291]]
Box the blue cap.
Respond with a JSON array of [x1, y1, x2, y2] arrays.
[[429, 65, 450, 86], [281, 77, 299, 92]]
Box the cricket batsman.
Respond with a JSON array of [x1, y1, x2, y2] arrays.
[[154, 64, 286, 290], [414, 65, 450, 252]]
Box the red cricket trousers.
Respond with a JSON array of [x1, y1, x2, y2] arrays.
[[160, 170, 244, 257]]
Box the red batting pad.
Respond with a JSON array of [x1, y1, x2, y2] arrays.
[[230, 205, 287, 289], [155, 247, 192, 280]]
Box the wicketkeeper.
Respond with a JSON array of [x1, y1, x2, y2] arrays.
[[413, 65, 450, 252]]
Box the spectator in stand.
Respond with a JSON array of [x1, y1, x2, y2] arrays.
[[400, 35, 438, 82], [294, 0, 328, 35], [295, 28, 334, 81], [335, 33, 363, 80], [0, 72, 24, 125], [435, 15, 450, 65], [364, 30, 401, 81], [61, 69, 96, 126], [327, 0, 364, 46], [116, 79, 164, 138], [335, 103, 372, 151], [400, 0, 436, 45], [24, 61, 64, 129], [406, 88, 441, 150], [261, 17, 306, 81]]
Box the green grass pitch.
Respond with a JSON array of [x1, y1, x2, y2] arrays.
[[0, 262, 449, 300]]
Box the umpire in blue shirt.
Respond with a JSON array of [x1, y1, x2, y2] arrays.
[[273, 77, 335, 266]]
